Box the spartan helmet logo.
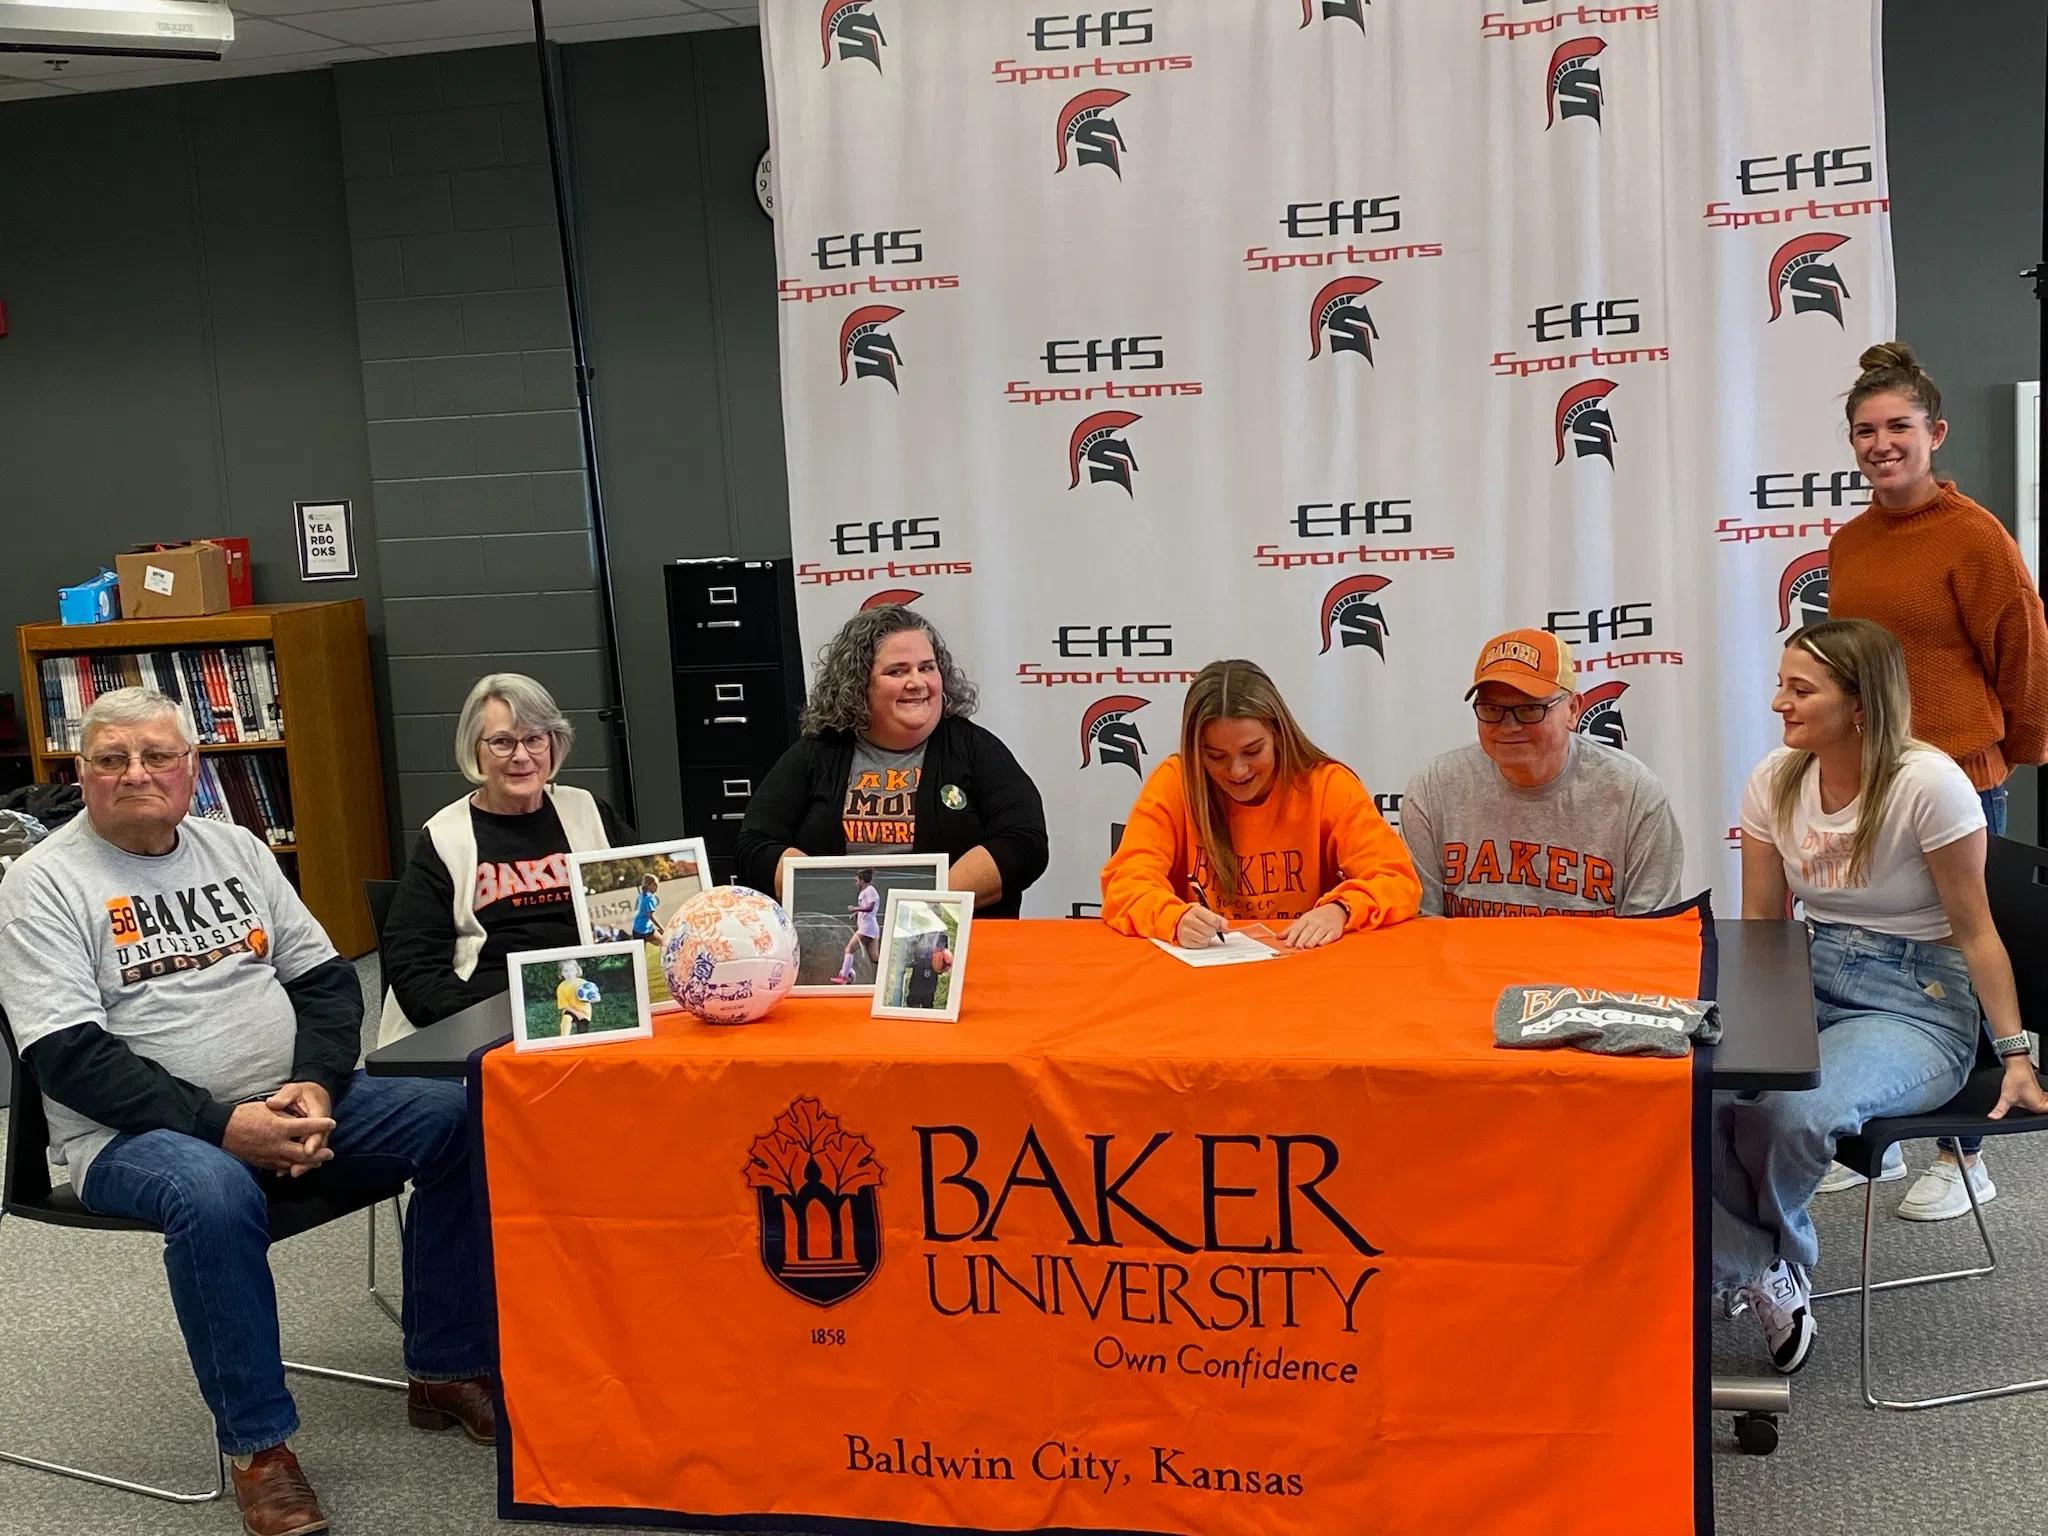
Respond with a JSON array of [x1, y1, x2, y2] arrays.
[[861, 588, 922, 612], [1068, 410, 1141, 493], [1769, 233, 1852, 325], [820, 0, 885, 69], [744, 1097, 883, 1307], [1309, 276, 1381, 362], [1554, 378, 1619, 466], [1319, 574, 1392, 657], [1056, 89, 1129, 177], [1546, 37, 1605, 127], [839, 304, 904, 388], [1777, 552, 1829, 633], [1299, 0, 1366, 29], [1576, 680, 1630, 750], [1080, 694, 1150, 776]]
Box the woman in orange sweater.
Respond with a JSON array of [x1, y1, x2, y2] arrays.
[[1824, 341, 2048, 1219], [1100, 660, 1420, 948]]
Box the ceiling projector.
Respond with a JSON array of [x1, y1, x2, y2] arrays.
[[0, 0, 235, 59]]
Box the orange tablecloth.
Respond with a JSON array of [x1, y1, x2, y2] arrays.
[[480, 911, 1708, 1536]]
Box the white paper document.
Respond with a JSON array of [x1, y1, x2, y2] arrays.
[[1149, 930, 1281, 968]]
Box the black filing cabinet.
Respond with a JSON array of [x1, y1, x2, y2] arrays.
[[666, 558, 806, 884]]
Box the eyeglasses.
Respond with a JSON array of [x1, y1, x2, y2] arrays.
[[482, 732, 552, 759], [83, 748, 191, 776], [1472, 695, 1570, 726]]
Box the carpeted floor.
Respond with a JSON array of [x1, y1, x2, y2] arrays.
[[3, 956, 2046, 1535]]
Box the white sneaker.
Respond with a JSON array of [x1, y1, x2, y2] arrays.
[[1896, 1154, 1996, 1222], [1746, 1259, 1815, 1375], [1815, 1144, 1908, 1193]]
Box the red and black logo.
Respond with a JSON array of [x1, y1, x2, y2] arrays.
[[1554, 378, 1618, 465], [1576, 680, 1629, 750], [1309, 276, 1380, 362], [744, 1097, 883, 1307], [1546, 37, 1604, 127], [1080, 694, 1150, 775], [1069, 410, 1141, 493], [1300, 0, 1366, 29], [1057, 89, 1130, 176], [1768, 232, 1850, 325], [1319, 574, 1391, 657], [1777, 552, 1828, 633], [862, 588, 922, 611], [821, 0, 886, 70], [839, 305, 904, 388]]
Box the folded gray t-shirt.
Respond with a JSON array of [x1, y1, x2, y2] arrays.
[[1494, 984, 1721, 1058]]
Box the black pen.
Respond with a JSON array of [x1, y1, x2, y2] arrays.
[[1188, 879, 1226, 947]]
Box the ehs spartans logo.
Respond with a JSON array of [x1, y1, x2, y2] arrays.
[[840, 305, 904, 388], [1768, 233, 1851, 325], [1309, 276, 1380, 362], [1576, 680, 1629, 750], [1778, 552, 1828, 632], [1081, 694, 1150, 775], [1554, 378, 1618, 465], [1546, 37, 1605, 127], [821, 0, 884, 70], [744, 1097, 883, 1307], [1069, 410, 1141, 493], [862, 588, 922, 611], [1320, 574, 1391, 657], [1057, 89, 1129, 177], [1300, 0, 1366, 29]]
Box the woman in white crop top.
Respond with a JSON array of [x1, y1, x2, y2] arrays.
[[1716, 619, 2046, 1375]]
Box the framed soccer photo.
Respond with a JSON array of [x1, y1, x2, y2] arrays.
[[567, 837, 711, 1012], [507, 941, 652, 1053], [784, 853, 948, 996], [871, 889, 973, 1023]]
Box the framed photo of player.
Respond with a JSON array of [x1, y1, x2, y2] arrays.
[[507, 941, 653, 1053], [566, 837, 711, 1012], [871, 889, 973, 1023], [784, 853, 948, 996]]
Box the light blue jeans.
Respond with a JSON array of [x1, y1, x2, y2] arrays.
[[1712, 922, 1979, 1289]]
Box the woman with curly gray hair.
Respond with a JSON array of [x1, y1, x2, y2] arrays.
[[737, 606, 1048, 916]]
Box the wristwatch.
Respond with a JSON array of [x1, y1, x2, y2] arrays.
[[1992, 1032, 2032, 1059]]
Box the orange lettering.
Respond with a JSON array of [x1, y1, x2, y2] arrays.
[[1443, 843, 1467, 885], [1466, 840, 1503, 884], [475, 865, 499, 905], [1546, 848, 1580, 895], [1583, 856, 1614, 906], [1507, 841, 1542, 886]]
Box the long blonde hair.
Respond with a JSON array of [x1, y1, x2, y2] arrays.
[[1179, 660, 1331, 904], [1769, 619, 1921, 885]]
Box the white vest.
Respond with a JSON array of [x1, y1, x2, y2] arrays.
[[376, 784, 610, 1046]]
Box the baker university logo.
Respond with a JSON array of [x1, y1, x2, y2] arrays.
[[1778, 551, 1828, 632], [1080, 694, 1150, 775], [821, 0, 885, 69], [1768, 232, 1851, 325], [744, 1097, 883, 1307], [1069, 410, 1141, 492], [1554, 378, 1618, 465], [1057, 89, 1129, 176], [840, 305, 904, 387], [1320, 574, 1391, 656], [1309, 276, 1380, 362], [1299, 0, 1366, 29], [1576, 680, 1629, 750], [1546, 37, 1605, 127]]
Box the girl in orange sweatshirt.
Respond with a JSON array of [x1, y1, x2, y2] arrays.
[[1100, 659, 1420, 948]]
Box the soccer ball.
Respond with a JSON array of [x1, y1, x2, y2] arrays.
[[573, 979, 600, 1005], [660, 886, 798, 1024]]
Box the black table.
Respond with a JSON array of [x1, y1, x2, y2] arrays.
[[365, 993, 511, 1078]]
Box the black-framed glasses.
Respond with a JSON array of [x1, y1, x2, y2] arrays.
[[482, 732, 552, 759], [83, 747, 191, 776], [1472, 695, 1570, 726]]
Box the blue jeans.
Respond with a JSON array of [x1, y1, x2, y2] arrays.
[[1937, 783, 2006, 1158], [1712, 923, 1979, 1288], [80, 1071, 487, 1455]]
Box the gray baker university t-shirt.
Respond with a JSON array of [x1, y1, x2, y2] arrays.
[[1400, 735, 1686, 918], [0, 814, 338, 1186]]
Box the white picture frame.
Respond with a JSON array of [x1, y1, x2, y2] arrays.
[[784, 853, 949, 996], [870, 889, 974, 1023], [507, 941, 653, 1053], [566, 838, 712, 1012]]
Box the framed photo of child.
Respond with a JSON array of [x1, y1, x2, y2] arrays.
[[566, 837, 711, 1012], [870, 889, 973, 1022], [782, 853, 948, 996], [507, 941, 653, 1052]]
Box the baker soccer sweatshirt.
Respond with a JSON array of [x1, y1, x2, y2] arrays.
[[1100, 756, 1421, 940]]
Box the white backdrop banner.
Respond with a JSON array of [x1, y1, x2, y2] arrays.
[[762, 0, 1894, 918]]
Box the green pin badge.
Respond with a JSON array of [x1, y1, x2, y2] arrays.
[[940, 784, 968, 811]]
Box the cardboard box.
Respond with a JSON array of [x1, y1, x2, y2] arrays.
[[117, 542, 233, 619]]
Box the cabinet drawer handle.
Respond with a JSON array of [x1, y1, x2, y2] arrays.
[[709, 715, 748, 726], [699, 620, 743, 630], [714, 811, 745, 822], [708, 586, 739, 604], [714, 683, 746, 702], [721, 779, 753, 797]]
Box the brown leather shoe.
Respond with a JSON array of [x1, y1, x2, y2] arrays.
[[230, 1444, 328, 1536], [407, 1376, 496, 1445]]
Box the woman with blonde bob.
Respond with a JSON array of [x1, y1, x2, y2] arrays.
[[1719, 619, 2048, 1376], [1100, 659, 1419, 948]]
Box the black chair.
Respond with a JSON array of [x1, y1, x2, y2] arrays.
[[361, 877, 405, 1326], [0, 1006, 407, 1504], [364, 878, 400, 949], [1816, 835, 2048, 1410]]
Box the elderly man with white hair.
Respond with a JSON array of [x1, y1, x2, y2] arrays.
[[0, 687, 491, 1536]]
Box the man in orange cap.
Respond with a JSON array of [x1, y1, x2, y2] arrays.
[[1399, 629, 1685, 918]]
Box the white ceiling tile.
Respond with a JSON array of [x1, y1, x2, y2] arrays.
[[544, 13, 731, 42], [229, 0, 421, 16], [362, 27, 538, 57], [218, 15, 361, 54], [0, 78, 75, 98], [280, 0, 531, 47]]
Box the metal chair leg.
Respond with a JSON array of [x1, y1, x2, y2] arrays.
[[0, 1441, 224, 1504], [367, 1198, 401, 1329], [1812, 1154, 1994, 1302]]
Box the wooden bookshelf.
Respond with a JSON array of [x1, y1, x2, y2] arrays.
[[16, 602, 390, 956]]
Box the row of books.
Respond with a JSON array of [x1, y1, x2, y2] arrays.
[[39, 646, 283, 751], [192, 751, 296, 848]]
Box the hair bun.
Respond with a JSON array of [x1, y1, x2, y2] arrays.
[[1857, 341, 1920, 377]]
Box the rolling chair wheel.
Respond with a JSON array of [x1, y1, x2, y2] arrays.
[[1733, 1412, 1779, 1456]]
